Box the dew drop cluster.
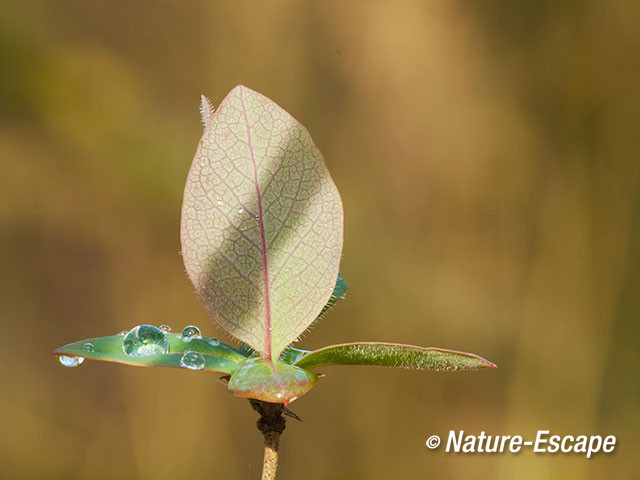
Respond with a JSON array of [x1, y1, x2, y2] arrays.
[[58, 323, 214, 372]]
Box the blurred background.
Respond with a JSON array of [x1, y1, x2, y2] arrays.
[[1, 1, 639, 478]]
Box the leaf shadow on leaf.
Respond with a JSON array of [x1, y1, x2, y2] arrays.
[[197, 119, 324, 359]]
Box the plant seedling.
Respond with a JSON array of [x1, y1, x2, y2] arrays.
[[54, 85, 496, 479]]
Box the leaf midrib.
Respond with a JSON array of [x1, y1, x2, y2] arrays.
[[239, 88, 273, 360]]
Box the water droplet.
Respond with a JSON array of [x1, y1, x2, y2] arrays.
[[159, 324, 171, 333], [118, 329, 129, 336], [59, 355, 84, 367], [122, 325, 169, 356], [82, 342, 94, 353], [181, 325, 202, 342], [216, 199, 223, 206], [238, 207, 244, 214], [180, 351, 205, 370], [208, 338, 220, 347]]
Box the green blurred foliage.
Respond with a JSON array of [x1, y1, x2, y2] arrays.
[[1, 1, 638, 479]]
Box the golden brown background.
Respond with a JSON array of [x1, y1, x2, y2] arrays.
[[1, 1, 639, 478]]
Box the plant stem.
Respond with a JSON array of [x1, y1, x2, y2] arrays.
[[261, 430, 280, 480], [250, 400, 287, 480]]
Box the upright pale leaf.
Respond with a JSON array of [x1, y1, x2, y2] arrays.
[[181, 85, 343, 360]]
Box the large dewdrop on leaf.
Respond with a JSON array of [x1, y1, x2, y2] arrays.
[[180, 85, 344, 361]]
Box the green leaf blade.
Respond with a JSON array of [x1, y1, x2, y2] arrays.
[[293, 342, 497, 371], [181, 85, 344, 360], [278, 346, 310, 365], [318, 272, 348, 318], [53, 332, 244, 374]]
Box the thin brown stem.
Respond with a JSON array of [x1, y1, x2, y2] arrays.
[[262, 430, 280, 480], [250, 400, 287, 480]]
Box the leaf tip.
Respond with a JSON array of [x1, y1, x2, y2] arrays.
[[471, 353, 497, 369], [51, 346, 68, 356], [463, 352, 497, 369]]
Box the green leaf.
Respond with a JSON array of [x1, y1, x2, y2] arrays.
[[53, 331, 246, 374], [294, 342, 497, 371], [278, 346, 310, 365], [181, 85, 344, 361], [318, 272, 348, 318], [228, 357, 318, 405]]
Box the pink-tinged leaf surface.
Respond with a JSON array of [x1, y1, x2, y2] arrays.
[[181, 85, 343, 360]]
